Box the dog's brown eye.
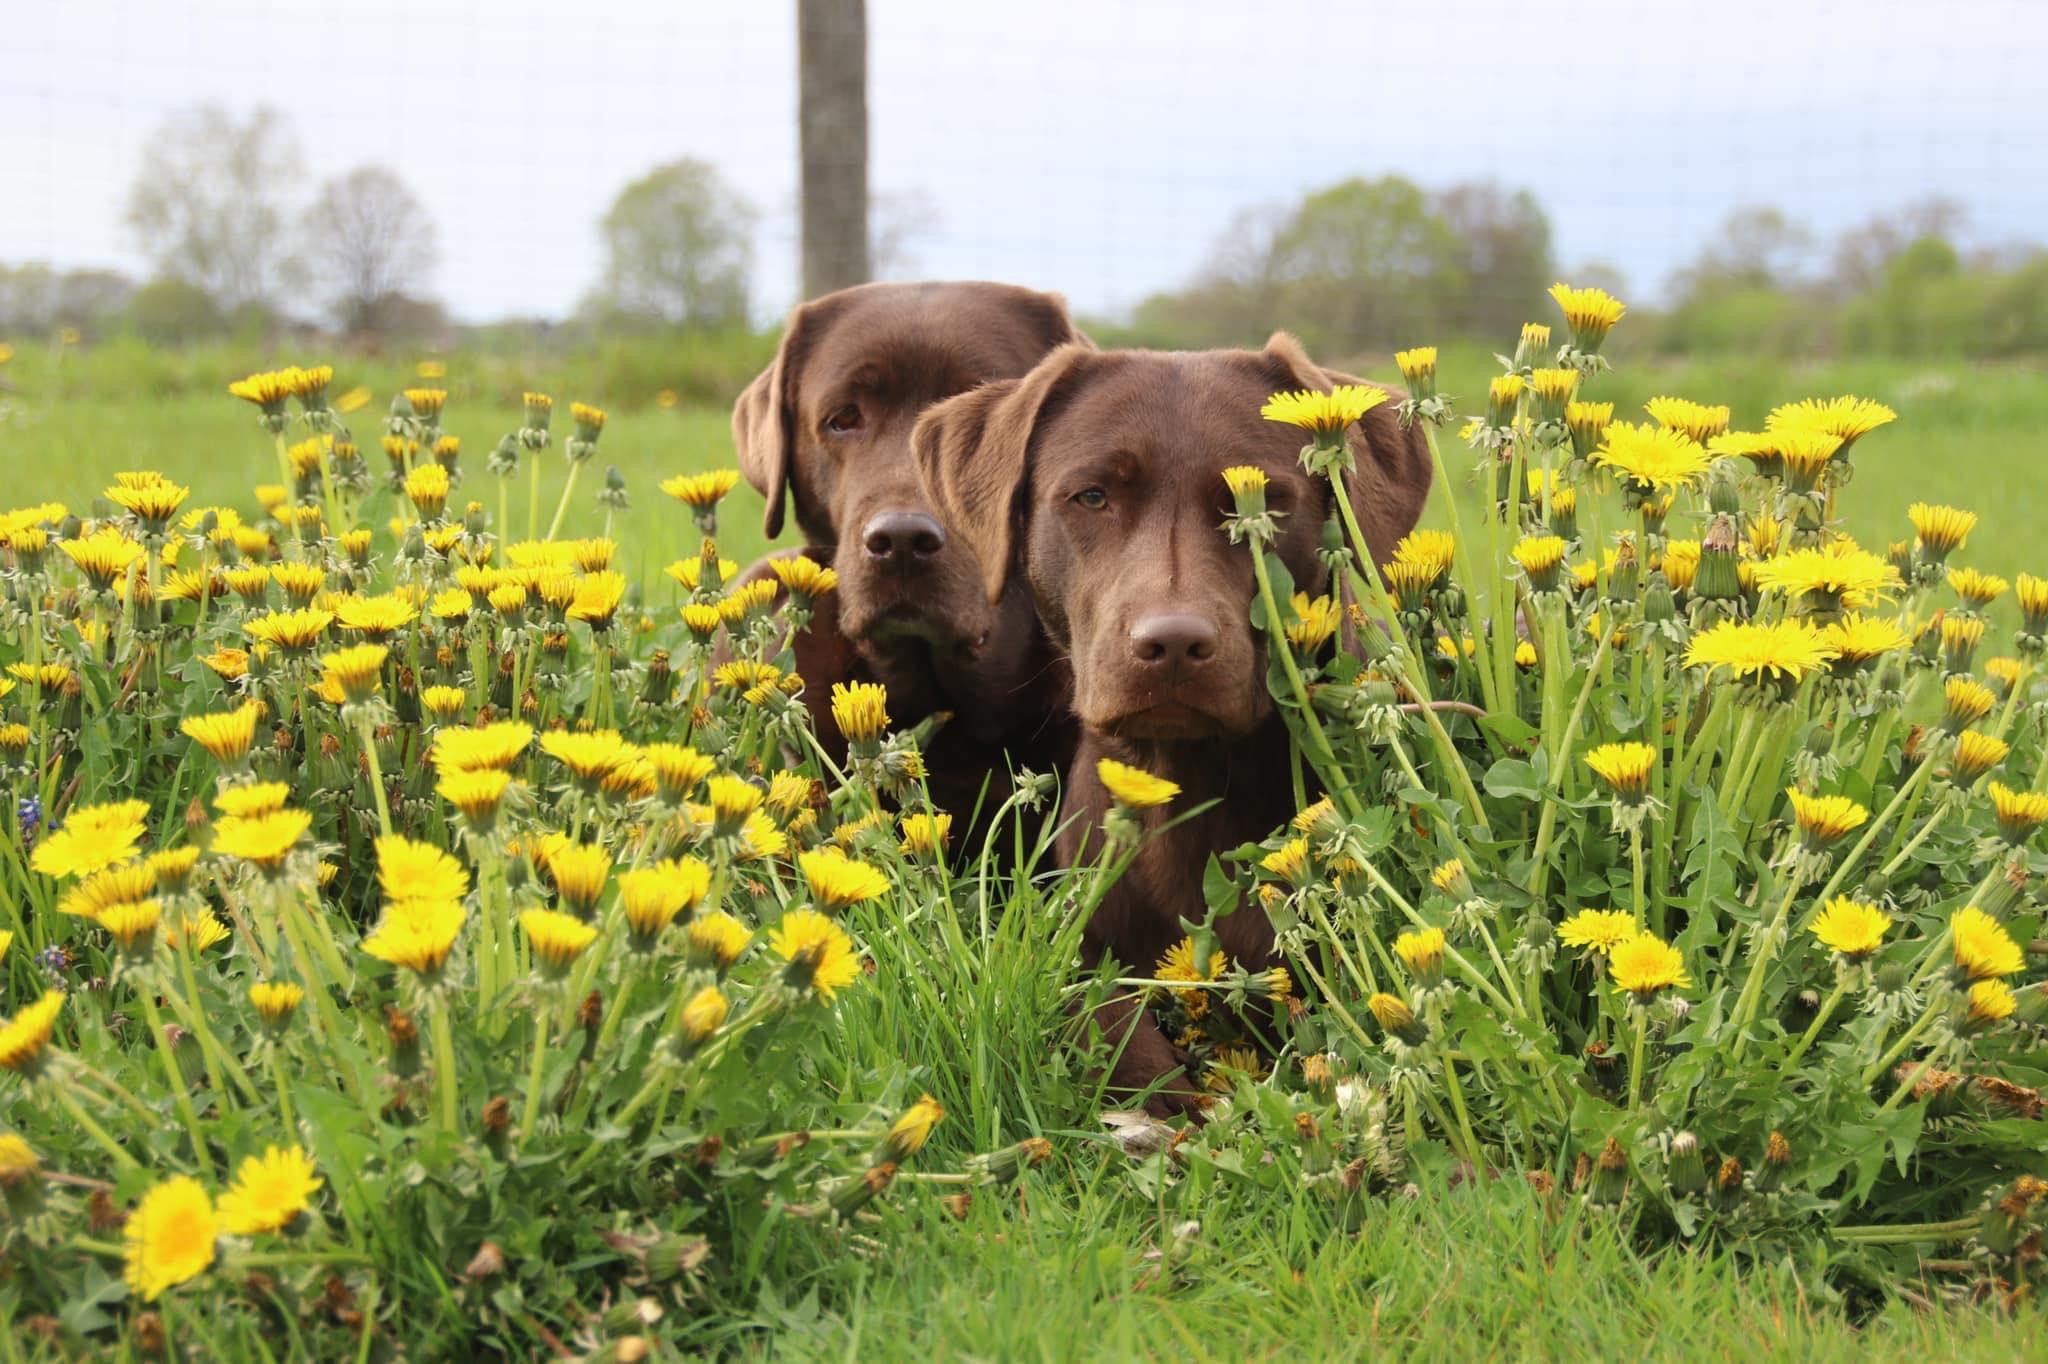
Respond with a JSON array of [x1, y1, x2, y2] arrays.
[[825, 404, 863, 435], [1072, 487, 1109, 511]]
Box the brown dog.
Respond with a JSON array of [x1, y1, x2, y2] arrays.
[[911, 333, 1432, 1112], [730, 281, 1083, 815]]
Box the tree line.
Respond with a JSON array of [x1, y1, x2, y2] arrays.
[[4, 103, 2043, 360]]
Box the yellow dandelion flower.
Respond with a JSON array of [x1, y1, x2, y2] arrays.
[[1824, 614, 1909, 665], [376, 833, 470, 904], [210, 809, 312, 872], [1392, 926, 1446, 980], [1529, 367, 1579, 406], [1591, 421, 1711, 492], [539, 728, 630, 783], [1951, 730, 2010, 783], [1394, 346, 1438, 384], [106, 477, 192, 526], [1951, 906, 2025, 980], [1260, 384, 1387, 436], [1988, 780, 2048, 844], [767, 554, 839, 598], [1221, 465, 1269, 499], [243, 608, 333, 653], [660, 469, 741, 508], [568, 570, 628, 629], [896, 810, 953, 858], [1392, 528, 1456, 583], [1948, 566, 2009, 608], [334, 593, 418, 638], [801, 844, 892, 914], [1769, 426, 1844, 485], [318, 642, 388, 705], [217, 1145, 322, 1236], [643, 743, 715, 800], [1944, 676, 1997, 730], [520, 907, 598, 973], [0, 991, 64, 1075], [1367, 991, 1421, 1038], [665, 555, 742, 593], [1766, 395, 1896, 443], [1645, 395, 1730, 442], [1752, 544, 1900, 608], [420, 685, 467, 720], [1787, 789, 1868, 846], [543, 839, 612, 910], [617, 858, 712, 944], [1583, 741, 1656, 796], [1286, 592, 1340, 651], [122, 1175, 217, 1302], [830, 681, 890, 743], [678, 984, 729, 1043], [29, 798, 149, 879], [1549, 283, 1627, 345], [361, 898, 465, 977], [432, 721, 533, 774], [437, 767, 515, 826], [249, 981, 304, 1026], [883, 1094, 945, 1159], [686, 911, 752, 969], [1260, 837, 1311, 886], [1608, 933, 1691, 998], [1096, 757, 1179, 810], [145, 846, 203, 893], [165, 908, 232, 953], [59, 528, 146, 588], [1967, 979, 2017, 1026], [769, 908, 862, 1001], [1684, 619, 1837, 684], [1908, 504, 1976, 555], [1808, 898, 1889, 961], [1558, 909, 1635, 954], [213, 783, 290, 818], [97, 898, 163, 953]]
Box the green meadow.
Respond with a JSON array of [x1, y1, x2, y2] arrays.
[[4, 338, 2046, 1357]]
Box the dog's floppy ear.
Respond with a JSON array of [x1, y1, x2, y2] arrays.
[[911, 342, 1095, 605], [1260, 331, 1433, 565], [733, 296, 839, 539]]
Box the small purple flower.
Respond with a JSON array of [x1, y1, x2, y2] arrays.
[[16, 794, 40, 848], [35, 943, 71, 976]]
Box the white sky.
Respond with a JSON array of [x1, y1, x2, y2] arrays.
[[3, 0, 2044, 324]]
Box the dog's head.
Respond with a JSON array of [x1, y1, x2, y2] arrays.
[[911, 334, 1431, 741], [732, 281, 1084, 659]]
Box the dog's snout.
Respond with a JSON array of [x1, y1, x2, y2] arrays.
[[1129, 612, 1219, 666], [861, 511, 946, 566]]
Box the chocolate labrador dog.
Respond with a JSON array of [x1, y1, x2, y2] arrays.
[[731, 281, 1082, 816], [911, 333, 1432, 1113]]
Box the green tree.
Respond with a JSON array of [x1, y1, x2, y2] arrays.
[[301, 166, 439, 337], [125, 104, 303, 314], [583, 160, 757, 330]]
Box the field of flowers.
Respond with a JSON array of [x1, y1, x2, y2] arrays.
[[2, 290, 2046, 1356]]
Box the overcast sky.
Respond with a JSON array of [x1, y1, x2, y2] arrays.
[[4, 0, 2044, 325]]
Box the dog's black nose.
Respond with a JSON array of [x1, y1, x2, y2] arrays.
[[1129, 613, 1218, 665], [861, 511, 946, 566]]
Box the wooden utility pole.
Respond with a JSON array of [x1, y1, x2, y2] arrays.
[[797, 0, 872, 298]]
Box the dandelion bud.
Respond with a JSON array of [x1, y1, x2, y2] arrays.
[[1301, 1054, 1335, 1093], [481, 1095, 511, 1159], [386, 1003, 421, 1079], [1367, 992, 1428, 1047], [1711, 1156, 1745, 1211], [1565, 401, 1612, 463], [0, 1135, 44, 1219], [830, 1162, 898, 1218], [1667, 1131, 1707, 1196], [1394, 345, 1438, 401], [487, 432, 521, 478], [1752, 1131, 1791, 1194], [1605, 536, 1640, 603], [2012, 981, 2048, 1029], [520, 392, 553, 450], [1695, 516, 1742, 601], [1588, 1137, 1629, 1206], [675, 985, 730, 1051], [1220, 465, 1268, 517]]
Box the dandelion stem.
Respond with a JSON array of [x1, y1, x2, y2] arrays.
[[544, 463, 583, 542], [1625, 1007, 1651, 1115], [1247, 542, 1365, 822], [355, 716, 394, 840], [1526, 627, 1615, 899], [519, 1007, 550, 1145], [138, 991, 212, 1177], [431, 997, 460, 1133], [1782, 977, 1849, 1070], [1726, 872, 1807, 1060], [268, 1047, 299, 1139], [1862, 993, 1946, 1088], [51, 1083, 142, 1172]]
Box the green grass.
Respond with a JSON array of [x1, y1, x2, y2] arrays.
[[6, 342, 2048, 1356]]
